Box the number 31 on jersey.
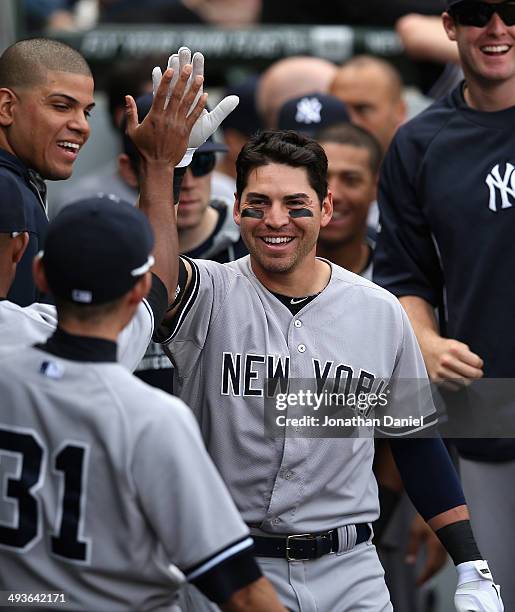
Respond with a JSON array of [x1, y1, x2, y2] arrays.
[[0, 426, 90, 563]]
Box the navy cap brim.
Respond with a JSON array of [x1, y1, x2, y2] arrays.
[[197, 139, 228, 154]]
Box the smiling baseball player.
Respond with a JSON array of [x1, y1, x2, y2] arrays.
[[150, 66, 503, 611]]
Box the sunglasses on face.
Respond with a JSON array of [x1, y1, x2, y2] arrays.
[[189, 152, 216, 177], [450, 1, 515, 27]]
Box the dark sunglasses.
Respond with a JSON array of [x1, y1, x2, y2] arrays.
[[189, 152, 216, 177], [450, 1, 515, 27]]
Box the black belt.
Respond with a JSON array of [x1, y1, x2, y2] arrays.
[[251, 524, 370, 561]]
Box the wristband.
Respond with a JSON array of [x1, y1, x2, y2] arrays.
[[436, 520, 482, 566]]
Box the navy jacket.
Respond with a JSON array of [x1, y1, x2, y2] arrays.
[[0, 148, 49, 306], [374, 84, 515, 462]]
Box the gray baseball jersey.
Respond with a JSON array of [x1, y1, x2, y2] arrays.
[[0, 275, 164, 372], [158, 256, 436, 534], [0, 345, 253, 611]]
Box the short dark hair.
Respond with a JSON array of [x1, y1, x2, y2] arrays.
[[0, 38, 92, 89], [236, 130, 328, 204], [316, 122, 383, 175], [54, 294, 126, 324]]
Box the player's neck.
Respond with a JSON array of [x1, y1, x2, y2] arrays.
[[317, 236, 369, 275], [57, 307, 135, 344], [178, 205, 219, 254], [463, 77, 515, 112], [57, 320, 120, 342], [251, 252, 331, 297]]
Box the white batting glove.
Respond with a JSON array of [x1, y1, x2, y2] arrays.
[[455, 561, 504, 612], [152, 46, 239, 167]]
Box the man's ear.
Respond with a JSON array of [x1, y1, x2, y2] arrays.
[[320, 191, 334, 228], [11, 232, 29, 264], [127, 271, 152, 306], [442, 12, 457, 42], [118, 153, 139, 189], [32, 255, 50, 294], [0, 88, 16, 127], [233, 197, 241, 226]]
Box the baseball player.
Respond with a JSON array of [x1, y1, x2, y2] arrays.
[[150, 118, 503, 610], [0, 195, 285, 611], [373, 1, 515, 609], [0, 38, 94, 306]]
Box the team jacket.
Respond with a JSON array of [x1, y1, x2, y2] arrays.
[[0, 148, 49, 306], [374, 83, 515, 462]]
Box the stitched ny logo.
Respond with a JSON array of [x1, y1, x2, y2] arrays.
[[295, 98, 322, 124], [485, 163, 515, 212]]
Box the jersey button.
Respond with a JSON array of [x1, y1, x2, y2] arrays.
[[298, 344, 306, 353], [272, 518, 281, 525], [294, 320, 302, 328], [284, 470, 294, 480]]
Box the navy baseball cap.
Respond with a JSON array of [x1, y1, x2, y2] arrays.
[[278, 93, 350, 136], [0, 178, 28, 235], [41, 195, 155, 305], [123, 93, 228, 165]]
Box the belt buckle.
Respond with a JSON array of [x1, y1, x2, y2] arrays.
[[286, 533, 314, 561]]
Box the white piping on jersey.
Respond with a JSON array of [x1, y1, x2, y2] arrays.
[[376, 413, 438, 438], [160, 256, 200, 344], [186, 536, 254, 581]]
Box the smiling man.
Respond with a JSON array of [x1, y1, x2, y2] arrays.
[[0, 38, 94, 305], [154, 129, 502, 612], [315, 122, 382, 279], [374, 1, 515, 609]]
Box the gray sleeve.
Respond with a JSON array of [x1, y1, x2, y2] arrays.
[[130, 396, 252, 573], [117, 300, 154, 372], [375, 302, 437, 436]]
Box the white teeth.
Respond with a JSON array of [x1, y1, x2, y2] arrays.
[[58, 141, 80, 150], [482, 45, 510, 53], [262, 237, 293, 244]]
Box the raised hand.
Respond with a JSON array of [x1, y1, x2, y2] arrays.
[[125, 61, 207, 168], [151, 47, 239, 165]]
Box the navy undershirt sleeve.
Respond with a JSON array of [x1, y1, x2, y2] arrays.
[[189, 547, 262, 604], [389, 437, 465, 521], [145, 273, 168, 328]]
